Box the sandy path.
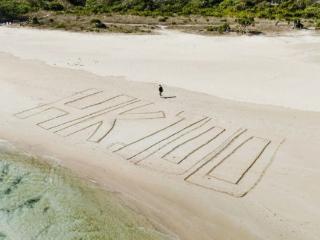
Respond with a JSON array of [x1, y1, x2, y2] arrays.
[[0, 26, 320, 111], [0, 49, 320, 240]]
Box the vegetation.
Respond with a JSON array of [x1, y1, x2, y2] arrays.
[[0, 0, 30, 21], [1, 0, 320, 33], [1, 0, 320, 20], [236, 14, 255, 32], [90, 18, 107, 28], [207, 22, 231, 33]]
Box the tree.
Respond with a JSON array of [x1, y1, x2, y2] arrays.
[[0, 0, 30, 22], [67, 0, 86, 6]]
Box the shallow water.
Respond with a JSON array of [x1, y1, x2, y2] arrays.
[[0, 141, 171, 240]]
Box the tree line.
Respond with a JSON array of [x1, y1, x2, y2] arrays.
[[1, 0, 320, 23]]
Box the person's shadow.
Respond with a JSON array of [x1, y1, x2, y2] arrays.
[[161, 96, 176, 99]]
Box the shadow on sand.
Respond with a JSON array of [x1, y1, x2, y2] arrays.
[[161, 96, 176, 99]]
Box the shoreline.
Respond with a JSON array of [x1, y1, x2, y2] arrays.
[[0, 139, 174, 240], [0, 52, 319, 239]]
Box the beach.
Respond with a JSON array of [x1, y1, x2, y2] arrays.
[[0, 26, 320, 239], [1, 27, 320, 111]]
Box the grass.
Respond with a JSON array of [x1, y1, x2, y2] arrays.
[[22, 11, 155, 34], [1, 0, 320, 34]]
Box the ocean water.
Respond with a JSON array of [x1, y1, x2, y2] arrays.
[[0, 141, 172, 240]]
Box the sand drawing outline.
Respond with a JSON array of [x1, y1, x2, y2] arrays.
[[14, 89, 102, 119], [66, 94, 136, 110], [48, 99, 141, 131], [119, 102, 166, 119], [143, 118, 213, 163], [54, 98, 167, 143], [134, 127, 247, 178], [241, 138, 285, 197], [205, 137, 271, 185], [184, 128, 248, 181], [63, 89, 105, 107], [52, 99, 142, 133], [14, 89, 284, 198], [129, 117, 210, 163], [184, 131, 283, 197], [184, 139, 284, 197], [113, 118, 186, 153], [164, 127, 226, 165]]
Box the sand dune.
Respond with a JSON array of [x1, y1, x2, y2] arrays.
[[0, 27, 320, 240]]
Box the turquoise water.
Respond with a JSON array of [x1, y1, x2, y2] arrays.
[[0, 142, 172, 240]]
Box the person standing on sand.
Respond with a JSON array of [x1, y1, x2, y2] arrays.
[[159, 84, 164, 97]]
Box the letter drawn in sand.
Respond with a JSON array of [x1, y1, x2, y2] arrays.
[[15, 89, 284, 198], [14, 89, 165, 143], [184, 131, 284, 197]]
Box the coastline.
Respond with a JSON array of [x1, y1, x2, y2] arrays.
[[0, 50, 319, 239], [0, 140, 173, 239]]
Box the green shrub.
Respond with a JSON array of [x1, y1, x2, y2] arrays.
[[67, 0, 86, 6], [207, 23, 230, 33], [207, 25, 215, 31], [218, 22, 231, 32], [0, 0, 30, 22], [46, 2, 64, 11], [159, 16, 168, 22], [96, 22, 107, 29], [90, 18, 101, 24], [56, 22, 66, 29], [303, 6, 320, 18], [236, 15, 255, 27], [90, 19, 107, 29], [31, 16, 40, 25], [2, 0, 320, 25]]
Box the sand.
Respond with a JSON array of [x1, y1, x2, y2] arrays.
[[0, 27, 320, 111], [0, 26, 320, 240]]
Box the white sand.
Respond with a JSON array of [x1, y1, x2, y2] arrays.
[[1, 27, 320, 111], [0, 27, 320, 240]]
